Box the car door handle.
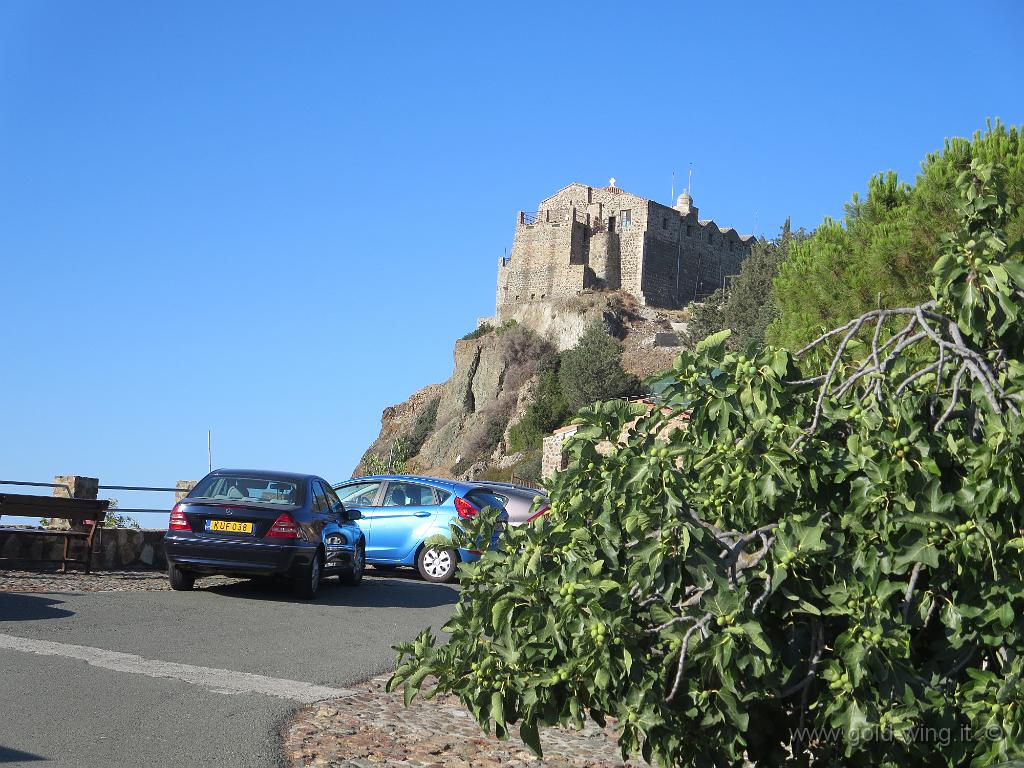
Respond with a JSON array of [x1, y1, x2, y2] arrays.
[[413, 511, 431, 517]]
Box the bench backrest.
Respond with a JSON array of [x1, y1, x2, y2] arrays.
[[0, 493, 110, 523]]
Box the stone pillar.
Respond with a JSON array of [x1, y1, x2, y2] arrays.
[[52, 475, 98, 500], [541, 426, 578, 479], [50, 475, 98, 531], [175, 480, 197, 503]]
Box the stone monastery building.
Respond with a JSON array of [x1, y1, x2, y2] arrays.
[[496, 180, 754, 318]]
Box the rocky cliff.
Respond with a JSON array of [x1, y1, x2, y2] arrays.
[[354, 291, 687, 480]]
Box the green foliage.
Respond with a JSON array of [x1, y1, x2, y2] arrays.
[[495, 319, 520, 336], [686, 222, 808, 352], [103, 511, 140, 530], [770, 121, 1024, 352], [684, 288, 727, 349], [725, 223, 809, 350], [508, 360, 569, 453], [509, 324, 633, 455], [558, 322, 637, 413], [362, 439, 407, 476], [450, 456, 472, 477], [391, 164, 1024, 766], [41, 499, 139, 529], [477, 450, 543, 484], [462, 319, 519, 342], [462, 323, 495, 341]]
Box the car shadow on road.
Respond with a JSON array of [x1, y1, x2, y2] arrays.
[[201, 572, 461, 608], [0, 744, 46, 763], [0, 593, 75, 622]]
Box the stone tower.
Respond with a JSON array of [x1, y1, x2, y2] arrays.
[[494, 181, 753, 321]]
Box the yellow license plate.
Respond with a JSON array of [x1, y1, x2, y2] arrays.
[[205, 519, 254, 534]]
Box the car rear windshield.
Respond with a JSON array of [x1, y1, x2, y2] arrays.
[[189, 475, 303, 505], [466, 489, 506, 512]]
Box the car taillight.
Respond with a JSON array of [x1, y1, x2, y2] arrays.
[[267, 512, 300, 539], [168, 505, 190, 531], [527, 505, 550, 523], [455, 497, 479, 520]]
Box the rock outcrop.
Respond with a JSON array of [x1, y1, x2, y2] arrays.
[[354, 291, 687, 480]]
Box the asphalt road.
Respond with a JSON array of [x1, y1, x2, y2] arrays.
[[0, 573, 460, 768]]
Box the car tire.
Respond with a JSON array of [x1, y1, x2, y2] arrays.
[[339, 543, 365, 586], [416, 546, 458, 583], [294, 551, 323, 599], [168, 563, 195, 591]]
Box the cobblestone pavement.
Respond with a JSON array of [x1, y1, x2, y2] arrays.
[[0, 566, 243, 593], [283, 674, 644, 768]]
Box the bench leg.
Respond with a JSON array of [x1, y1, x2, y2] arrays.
[[61, 536, 70, 574], [83, 524, 98, 575]]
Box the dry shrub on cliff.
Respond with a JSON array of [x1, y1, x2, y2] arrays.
[[496, 325, 557, 392], [459, 393, 517, 462]]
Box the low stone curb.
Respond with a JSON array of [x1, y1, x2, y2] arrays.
[[281, 674, 644, 768], [0, 567, 241, 593]]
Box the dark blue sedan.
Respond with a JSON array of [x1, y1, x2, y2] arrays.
[[164, 469, 365, 599]]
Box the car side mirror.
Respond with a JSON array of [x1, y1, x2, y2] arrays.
[[347, 508, 362, 521]]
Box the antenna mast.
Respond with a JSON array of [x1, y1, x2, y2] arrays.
[[688, 163, 693, 196]]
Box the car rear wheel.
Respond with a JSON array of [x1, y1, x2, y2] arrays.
[[339, 543, 364, 586], [168, 563, 195, 591], [294, 552, 322, 599], [417, 546, 458, 583]]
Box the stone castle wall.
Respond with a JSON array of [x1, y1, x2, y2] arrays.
[[496, 182, 752, 319], [496, 213, 587, 308], [540, 184, 648, 298], [641, 200, 748, 305], [586, 231, 620, 290]]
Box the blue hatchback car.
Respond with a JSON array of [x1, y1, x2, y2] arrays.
[[332, 475, 506, 583]]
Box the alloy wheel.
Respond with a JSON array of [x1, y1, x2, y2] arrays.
[[422, 548, 452, 579]]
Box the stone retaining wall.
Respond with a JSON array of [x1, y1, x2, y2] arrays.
[[0, 528, 167, 570]]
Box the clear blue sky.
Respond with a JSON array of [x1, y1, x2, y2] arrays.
[[1, 2, 1021, 524]]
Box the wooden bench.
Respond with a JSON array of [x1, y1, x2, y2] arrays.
[[0, 493, 110, 573]]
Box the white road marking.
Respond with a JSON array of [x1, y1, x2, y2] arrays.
[[0, 633, 356, 704]]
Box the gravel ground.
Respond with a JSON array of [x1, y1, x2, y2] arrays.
[[0, 566, 243, 593], [282, 675, 644, 768]]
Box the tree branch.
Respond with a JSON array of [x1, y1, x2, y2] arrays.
[[666, 612, 713, 702], [902, 562, 924, 623]]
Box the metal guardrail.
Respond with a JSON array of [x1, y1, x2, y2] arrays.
[[98, 485, 182, 493], [111, 508, 177, 514], [509, 474, 545, 491], [1, 480, 188, 517], [0, 479, 73, 495], [98, 484, 186, 515]]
